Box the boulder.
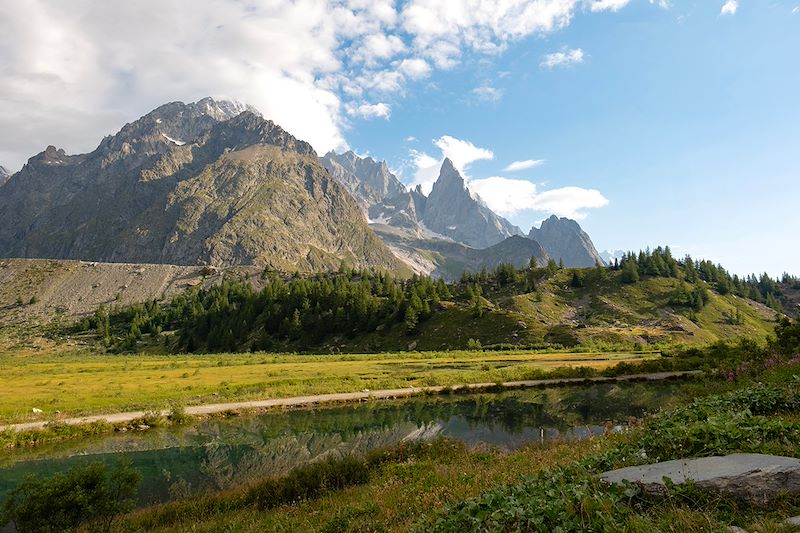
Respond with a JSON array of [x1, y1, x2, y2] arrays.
[[600, 454, 800, 505]]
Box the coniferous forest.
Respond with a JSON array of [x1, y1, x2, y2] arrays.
[[78, 247, 799, 354]]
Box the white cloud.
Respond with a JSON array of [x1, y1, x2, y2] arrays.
[[721, 0, 738, 15], [353, 33, 406, 65], [471, 85, 504, 102], [348, 102, 392, 119], [397, 57, 432, 79], [649, 0, 672, 8], [529, 186, 609, 219], [792, 5, 799, 14], [589, 0, 631, 13], [405, 135, 494, 194], [0, 0, 349, 168], [401, 0, 578, 50], [405, 136, 418, 142], [433, 136, 494, 175], [503, 159, 545, 172], [0, 0, 633, 170], [405, 136, 607, 220], [541, 47, 585, 69], [407, 149, 442, 194], [468, 176, 609, 219]]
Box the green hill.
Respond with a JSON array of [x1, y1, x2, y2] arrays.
[[69, 257, 778, 355]]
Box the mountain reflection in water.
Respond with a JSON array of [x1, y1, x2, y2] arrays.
[[0, 381, 683, 506]]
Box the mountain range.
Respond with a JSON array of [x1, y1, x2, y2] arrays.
[[0, 98, 403, 273], [322, 148, 603, 276], [0, 98, 604, 278]]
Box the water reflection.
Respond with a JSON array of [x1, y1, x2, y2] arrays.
[[0, 381, 682, 506]]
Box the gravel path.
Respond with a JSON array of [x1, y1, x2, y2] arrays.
[[1, 371, 702, 433]]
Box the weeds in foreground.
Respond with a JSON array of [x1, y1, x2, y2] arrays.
[[429, 372, 800, 532]]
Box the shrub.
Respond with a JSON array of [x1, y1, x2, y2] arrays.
[[244, 456, 370, 510], [431, 468, 629, 532], [167, 403, 192, 425], [0, 462, 140, 532]]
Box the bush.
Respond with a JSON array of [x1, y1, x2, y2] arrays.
[[0, 462, 141, 532], [167, 403, 192, 425], [244, 456, 370, 510], [431, 467, 629, 532]]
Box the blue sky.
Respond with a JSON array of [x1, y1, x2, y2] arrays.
[[1, 0, 797, 276], [344, 1, 800, 276]]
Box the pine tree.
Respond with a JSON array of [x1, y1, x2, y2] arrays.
[[621, 260, 639, 284]]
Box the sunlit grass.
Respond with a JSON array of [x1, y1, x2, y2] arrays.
[[0, 350, 657, 424]]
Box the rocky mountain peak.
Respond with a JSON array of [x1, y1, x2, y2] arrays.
[[541, 214, 579, 231], [26, 145, 82, 168], [320, 150, 405, 210], [0, 100, 403, 273], [0, 165, 10, 187], [528, 215, 604, 267], [423, 159, 522, 248], [433, 158, 464, 190], [211, 111, 315, 156]]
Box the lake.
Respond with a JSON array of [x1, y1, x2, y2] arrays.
[[0, 380, 688, 506]]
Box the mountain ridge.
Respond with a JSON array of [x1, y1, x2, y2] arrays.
[[0, 99, 405, 274], [529, 215, 605, 268]]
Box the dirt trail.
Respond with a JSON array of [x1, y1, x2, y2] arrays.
[[1, 371, 702, 433]]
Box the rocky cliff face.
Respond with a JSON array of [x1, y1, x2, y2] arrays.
[[0, 99, 404, 273], [320, 151, 405, 210], [528, 215, 604, 268], [423, 159, 522, 248], [0, 166, 10, 187], [373, 226, 549, 280]]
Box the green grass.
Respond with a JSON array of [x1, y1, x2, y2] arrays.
[[0, 349, 658, 425], [112, 361, 800, 533]]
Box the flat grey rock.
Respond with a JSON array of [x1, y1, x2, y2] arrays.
[[600, 454, 800, 504], [785, 516, 800, 526]]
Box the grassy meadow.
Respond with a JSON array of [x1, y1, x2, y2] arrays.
[[116, 360, 800, 533], [0, 349, 658, 424]]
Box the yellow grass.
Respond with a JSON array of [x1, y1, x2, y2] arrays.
[[0, 350, 657, 424]]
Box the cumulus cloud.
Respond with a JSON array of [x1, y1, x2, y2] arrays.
[[541, 47, 585, 69], [401, 0, 577, 53], [433, 136, 494, 174], [721, 0, 738, 15], [353, 33, 406, 65], [348, 102, 392, 119], [0, 0, 349, 169], [405, 135, 607, 219], [588, 0, 631, 12], [468, 177, 609, 219], [405, 135, 493, 193], [397, 58, 432, 79], [0, 0, 634, 170], [408, 149, 442, 194], [503, 159, 545, 172]]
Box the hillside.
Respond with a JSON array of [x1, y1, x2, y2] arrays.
[[332, 268, 778, 353], [1, 258, 776, 357], [0, 99, 404, 274]]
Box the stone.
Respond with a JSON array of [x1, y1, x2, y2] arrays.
[[785, 516, 800, 526], [727, 527, 747, 533], [600, 454, 800, 505], [31, 407, 43, 414]]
